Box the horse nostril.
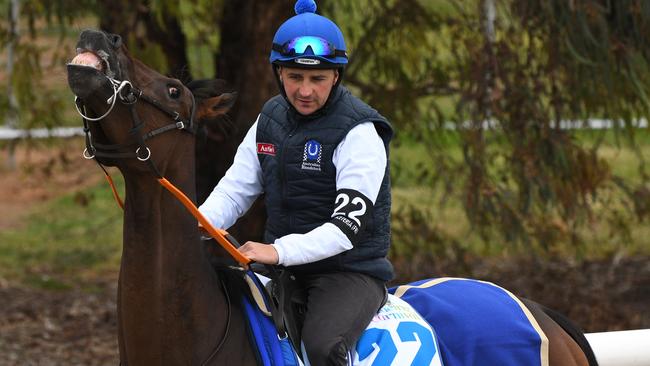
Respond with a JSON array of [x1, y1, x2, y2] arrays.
[[111, 34, 122, 48]]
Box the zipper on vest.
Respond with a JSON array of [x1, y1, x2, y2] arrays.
[[279, 124, 299, 228], [279, 125, 297, 208]]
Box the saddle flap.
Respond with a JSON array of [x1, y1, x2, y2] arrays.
[[243, 270, 306, 357]]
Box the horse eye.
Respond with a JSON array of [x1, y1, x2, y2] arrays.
[[168, 86, 181, 99]]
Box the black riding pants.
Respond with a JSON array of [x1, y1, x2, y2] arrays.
[[297, 272, 386, 366]]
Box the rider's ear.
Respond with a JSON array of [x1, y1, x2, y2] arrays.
[[276, 66, 284, 84]]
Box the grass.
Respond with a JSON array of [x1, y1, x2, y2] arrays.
[[0, 175, 124, 287], [576, 128, 650, 184]]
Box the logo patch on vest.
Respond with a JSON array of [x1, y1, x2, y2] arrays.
[[301, 139, 322, 171], [257, 143, 276, 156]]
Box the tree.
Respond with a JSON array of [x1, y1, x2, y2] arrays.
[[95, 0, 189, 79], [324, 0, 649, 252], [195, 0, 294, 241], [3, 0, 648, 252], [428, 0, 648, 250], [4, 0, 20, 170], [1, 0, 76, 168]]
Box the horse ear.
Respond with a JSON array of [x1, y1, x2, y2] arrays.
[[195, 91, 238, 142], [196, 92, 238, 121]]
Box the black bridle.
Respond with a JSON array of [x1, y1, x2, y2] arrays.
[[76, 76, 197, 178]]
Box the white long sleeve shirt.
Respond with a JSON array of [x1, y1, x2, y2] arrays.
[[198, 115, 387, 266]]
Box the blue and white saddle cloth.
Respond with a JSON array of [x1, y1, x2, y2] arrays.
[[390, 278, 549, 366], [242, 273, 548, 366]]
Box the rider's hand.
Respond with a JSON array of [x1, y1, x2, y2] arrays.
[[238, 241, 279, 265]]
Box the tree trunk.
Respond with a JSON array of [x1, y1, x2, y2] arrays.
[[194, 0, 294, 242], [5, 0, 21, 171], [216, 0, 293, 134], [97, 0, 189, 80]]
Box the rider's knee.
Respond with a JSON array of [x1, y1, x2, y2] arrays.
[[304, 336, 349, 366]]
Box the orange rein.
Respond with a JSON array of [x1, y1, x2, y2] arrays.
[[157, 177, 251, 267], [104, 173, 125, 209], [101, 171, 251, 268]]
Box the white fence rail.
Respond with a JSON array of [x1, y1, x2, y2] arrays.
[[1, 118, 648, 141], [0, 126, 84, 140], [586, 329, 650, 366]]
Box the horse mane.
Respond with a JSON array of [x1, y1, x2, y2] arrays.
[[215, 265, 250, 302], [201, 239, 253, 301]]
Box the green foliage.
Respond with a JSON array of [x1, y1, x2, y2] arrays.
[[176, 0, 222, 78], [149, 0, 223, 78], [0, 177, 123, 284], [11, 41, 67, 128], [322, 0, 457, 134], [379, 0, 649, 251], [391, 133, 650, 258], [3, 0, 649, 261], [0, 0, 94, 129]]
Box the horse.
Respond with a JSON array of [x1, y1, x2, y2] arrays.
[[66, 29, 598, 366]]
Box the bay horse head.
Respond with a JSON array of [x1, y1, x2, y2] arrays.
[[68, 29, 236, 175], [66, 30, 257, 365]]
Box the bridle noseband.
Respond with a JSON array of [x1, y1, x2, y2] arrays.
[[76, 75, 197, 177]]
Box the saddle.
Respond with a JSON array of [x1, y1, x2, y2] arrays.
[[255, 265, 308, 355], [202, 237, 306, 353], [242, 266, 547, 366]]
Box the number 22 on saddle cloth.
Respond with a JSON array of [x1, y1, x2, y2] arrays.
[[354, 294, 444, 366]]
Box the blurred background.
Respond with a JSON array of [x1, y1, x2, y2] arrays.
[[0, 0, 648, 364]]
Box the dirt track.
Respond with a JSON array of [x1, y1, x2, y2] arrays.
[[0, 281, 118, 366], [0, 256, 647, 366]]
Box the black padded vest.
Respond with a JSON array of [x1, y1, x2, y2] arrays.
[[256, 86, 394, 281]]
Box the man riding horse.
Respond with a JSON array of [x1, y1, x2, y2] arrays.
[[199, 0, 393, 364]]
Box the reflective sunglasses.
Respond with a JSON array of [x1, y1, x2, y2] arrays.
[[272, 36, 347, 59]]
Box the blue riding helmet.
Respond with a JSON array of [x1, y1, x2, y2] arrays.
[[270, 0, 348, 68]]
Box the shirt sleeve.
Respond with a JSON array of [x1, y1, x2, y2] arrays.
[[272, 122, 387, 266], [198, 117, 264, 230]]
